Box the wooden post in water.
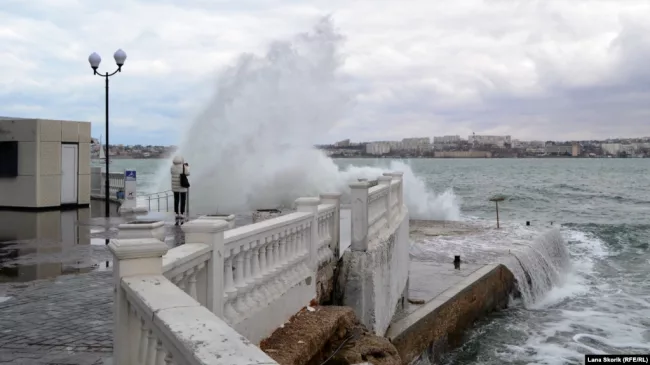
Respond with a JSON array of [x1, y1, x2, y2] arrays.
[[489, 196, 505, 229]]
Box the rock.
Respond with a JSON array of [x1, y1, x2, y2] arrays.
[[322, 324, 401, 365], [260, 306, 401, 365]]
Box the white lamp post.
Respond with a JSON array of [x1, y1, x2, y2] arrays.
[[88, 49, 127, 218]]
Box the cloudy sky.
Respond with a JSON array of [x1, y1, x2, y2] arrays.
[[1, 0, 649, 145]]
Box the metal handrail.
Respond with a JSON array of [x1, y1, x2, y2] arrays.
[[140, 189, 190, 215]]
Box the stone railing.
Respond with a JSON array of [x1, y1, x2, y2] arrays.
[[109, 230, 278, 365], [156, 193, 341, 344], [349, 172, 404, 251], [108, 171, 405, 361]]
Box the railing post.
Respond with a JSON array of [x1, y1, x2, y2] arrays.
[[377, 176, 392, 228], [181, 219, 230, 317], [320, 192, 341, 258], [349, 181, 370, 251], [296, 197, 321, 271], [384, 172, 404, 212], [108, 228, 169, 365]]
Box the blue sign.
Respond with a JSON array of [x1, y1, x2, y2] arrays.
[[125, 170, 137, 181]]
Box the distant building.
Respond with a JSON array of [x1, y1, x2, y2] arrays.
[[335, 139, 350, 147], [433, 135, 461, 144], [545, 143, 581, 156], [366, 142, 391, 155], [468, 134, 511, 148]]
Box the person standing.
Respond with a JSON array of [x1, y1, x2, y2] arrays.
[[170, 156, 190, 218]]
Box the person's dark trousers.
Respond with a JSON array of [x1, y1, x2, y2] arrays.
[[173, 192, 187, 215]]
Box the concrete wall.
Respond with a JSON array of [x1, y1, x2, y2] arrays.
[[387, 264, 515, 364], [0, 118, 91, 209], [337, 206, 410, 336]]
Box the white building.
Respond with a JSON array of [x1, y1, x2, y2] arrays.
[[468, 134, 512, 148], [366, 142, 391, 155]]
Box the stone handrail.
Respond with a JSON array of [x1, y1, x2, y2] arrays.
[[154, 193, 343, 345], [109, 234, 278, 365], [368, 183, 390, 239]]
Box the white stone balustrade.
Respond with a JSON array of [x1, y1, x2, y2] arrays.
[[349, 172, 404, 252], [109, 222, 278, 365]]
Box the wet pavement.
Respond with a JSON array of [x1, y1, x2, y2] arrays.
[[0, 202, 187, 365], [0, 201, 263, 365]]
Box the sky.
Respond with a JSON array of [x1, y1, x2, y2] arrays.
[[1, 0, 650, 146]]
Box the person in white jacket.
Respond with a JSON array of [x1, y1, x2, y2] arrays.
[[170, 156, 190, 218]]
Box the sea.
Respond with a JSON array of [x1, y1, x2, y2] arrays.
[[112, 157, 650, 365]]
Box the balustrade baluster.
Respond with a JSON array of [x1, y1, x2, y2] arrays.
[[233, 247, 250, 316], [242, 243, 258, 311], [223, 250, 239, 323], [289, 227, 300, 285], [188, 266, 198, 300], [146, 329, 156, 364], [284, 229, 297, 286], [275, 233, 289, 293], [272, 234, 286, 299], [138, 319, 148, 364], [155, 340, 165, 365], [257, 239, 273, 301], [250, 241, 267, 305], [300, 223, 310, 276]]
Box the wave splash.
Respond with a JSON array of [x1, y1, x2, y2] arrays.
[[158, 17, 460, 220]]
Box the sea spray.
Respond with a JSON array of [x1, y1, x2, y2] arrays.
[[157, 17, 460, 220], [503, 228, 571, 306]]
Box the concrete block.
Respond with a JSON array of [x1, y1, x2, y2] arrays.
[[39, 119, 62, 142], [39, 142, 62, 175], [78, 174, 90, 205], [78, 142, 91, 175], [17, 141, 38, 176], [78, 122, 92, 143], [37, 174, 61, 208], [61, 121, 79, 142], [0, 175, 37, 207], [0, 119, 38, 142]]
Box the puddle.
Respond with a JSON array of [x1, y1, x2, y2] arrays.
[[0, 208, 118, 283]]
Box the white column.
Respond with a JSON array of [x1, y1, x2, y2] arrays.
[[108, 229, 169, 365], [182, 219, 230, 317], [320, 192, 341, 258], [295, 197, 320, 271], [377, 176, 392, 228], [349, 181, 370, 251]]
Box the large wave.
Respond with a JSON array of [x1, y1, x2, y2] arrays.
[[157, 17, 460, 221]]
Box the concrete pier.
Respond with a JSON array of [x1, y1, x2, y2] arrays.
[[383, 220, 554, 364]]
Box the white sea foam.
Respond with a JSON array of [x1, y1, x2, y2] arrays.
[[155, 18, 460, 221]]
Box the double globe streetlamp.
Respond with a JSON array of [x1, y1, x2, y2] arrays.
[[88, 49, 127, 218]]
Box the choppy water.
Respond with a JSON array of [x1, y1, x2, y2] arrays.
[[118, 157, 650, 364], [341, 158, 650, 365]]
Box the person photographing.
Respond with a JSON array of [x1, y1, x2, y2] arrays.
[[170, 156, 190, 219]]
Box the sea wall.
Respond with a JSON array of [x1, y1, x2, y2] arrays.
[[337, 207, 410, 336], [387, 264, 515, 364]]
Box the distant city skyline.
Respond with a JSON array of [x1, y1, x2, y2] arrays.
[[2, 1, 650, 145]]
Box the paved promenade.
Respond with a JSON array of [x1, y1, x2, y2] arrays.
[[0, 272, 112, 365]]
